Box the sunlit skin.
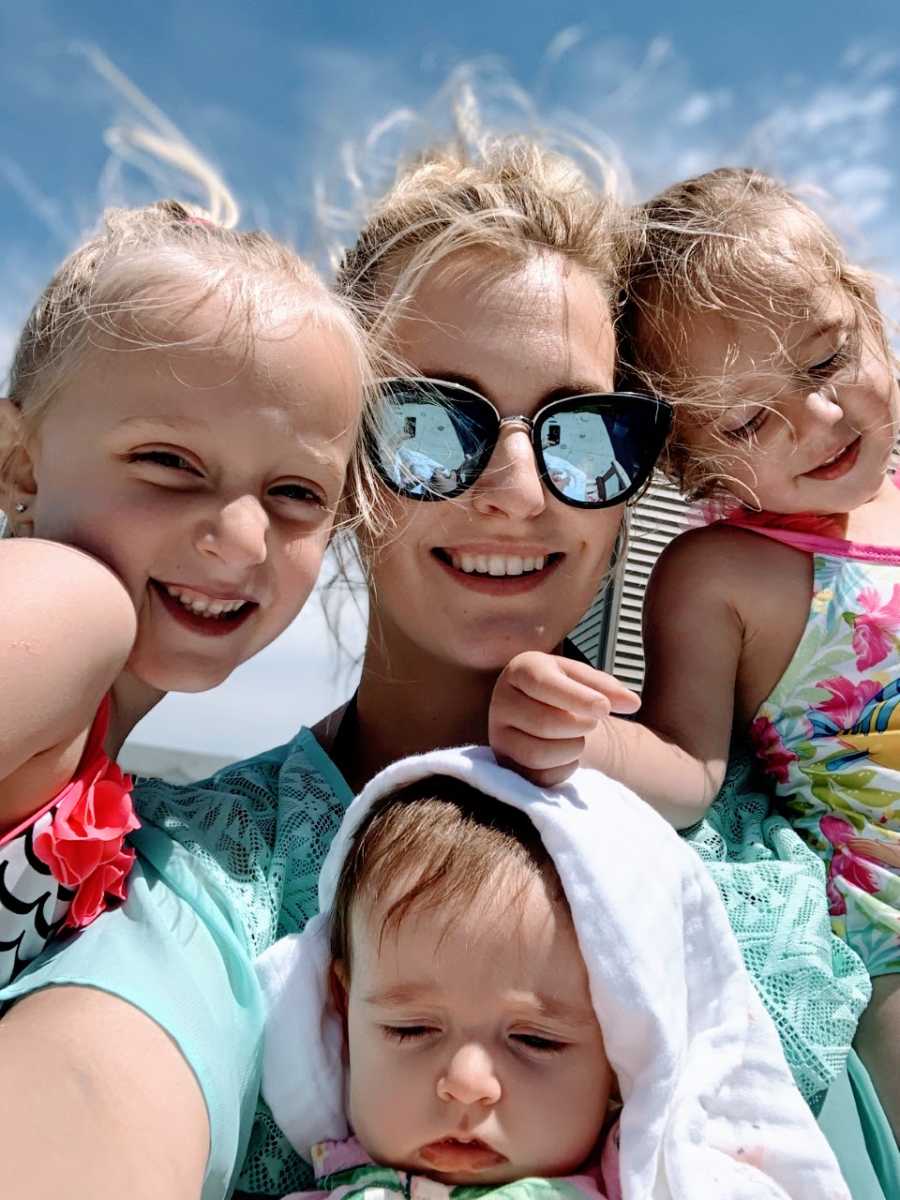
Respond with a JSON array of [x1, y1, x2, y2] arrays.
[[335, 871, 613, 1185], [321, 249, 641, 792], [668, 284, 899, 520], [368, 253, 623, 677], [20, 297, 361, 741]]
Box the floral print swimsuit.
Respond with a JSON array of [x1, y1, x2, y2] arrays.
[[0, 696, 138, 985], [735, 510, 900, 977]]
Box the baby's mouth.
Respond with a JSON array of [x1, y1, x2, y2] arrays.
[[419, 1137, 507, 1173]]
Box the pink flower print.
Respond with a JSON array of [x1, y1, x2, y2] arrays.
[[851, 584, 900, 670], [811, 676, 882, 731], [819, 814, 880, 916], [750, 716, 797, 783]]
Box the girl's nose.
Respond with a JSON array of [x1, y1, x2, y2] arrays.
[[195, 495, 269, 568], [803, 386, 844, 427], [437, 1043, 502, 1107], [470, 426, 545, 520]]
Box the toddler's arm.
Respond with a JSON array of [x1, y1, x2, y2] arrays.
[[0, 539, 137, 832], [490, 529, 742, 828]]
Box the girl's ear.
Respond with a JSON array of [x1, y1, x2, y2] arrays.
[[0, 399, 37, 536]]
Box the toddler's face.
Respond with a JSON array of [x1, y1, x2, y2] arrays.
[[337, 870, 613, 1184], [659, 282, 898, 512]]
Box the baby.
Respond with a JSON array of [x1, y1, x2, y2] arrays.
[[258, 748, 849, 1200]]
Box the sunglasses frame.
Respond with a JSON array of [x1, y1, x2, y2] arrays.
[[367, 377, 673, 510]]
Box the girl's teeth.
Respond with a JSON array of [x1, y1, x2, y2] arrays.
[[164, 585, 246, 618], [450, 553, 549, 576]]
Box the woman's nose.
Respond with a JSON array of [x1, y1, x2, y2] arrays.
[[437, 1042, 502, 1107], [195, 495, 269, 569], [470, 426, 545, 520]]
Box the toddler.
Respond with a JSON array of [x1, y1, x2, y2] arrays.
[[490, 167, 900, 1135]]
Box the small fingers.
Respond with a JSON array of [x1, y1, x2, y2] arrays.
[[493, 689, 602, 739], [503, 652, 639, 717], [491, 727, 587, 773]]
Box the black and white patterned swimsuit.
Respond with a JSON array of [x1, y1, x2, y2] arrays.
[[0, 697, 138, 985]]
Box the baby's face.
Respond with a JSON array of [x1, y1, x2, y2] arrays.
[[656, 281, 898, 513], [338, 871, 613, 1184]]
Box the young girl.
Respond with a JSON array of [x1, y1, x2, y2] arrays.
[[256, 747, 850, 1200], [0, 194, 369, 985], [489, 168, 900, 1138]]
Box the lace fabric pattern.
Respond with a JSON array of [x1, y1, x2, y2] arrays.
[[135, 732, 870, 1197]]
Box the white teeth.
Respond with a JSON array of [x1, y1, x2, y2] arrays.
[[163, 584, 248, 618], [447, 553, 552, 577]]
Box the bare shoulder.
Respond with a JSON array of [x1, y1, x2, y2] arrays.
[[647, 523, 812, 724], [2, 539, 136, 663], [649, 523, 806, 614], [0, 541, 138, 791]]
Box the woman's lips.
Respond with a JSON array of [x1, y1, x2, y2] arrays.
[[803, 437, 861, 481], [419, 1138, 507, 1173]]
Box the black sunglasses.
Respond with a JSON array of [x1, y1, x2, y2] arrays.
[[366, 378, 672, 509]]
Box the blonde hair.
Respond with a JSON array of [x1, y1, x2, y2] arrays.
[[620, 166, 890, 500], [336, 134, 629, 356], [2, 196, 374, 526]]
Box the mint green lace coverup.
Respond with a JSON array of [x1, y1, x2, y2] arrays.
[[0, 728, 870, 1198]]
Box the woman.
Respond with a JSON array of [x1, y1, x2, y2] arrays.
[[0, 137, 886, 1199]]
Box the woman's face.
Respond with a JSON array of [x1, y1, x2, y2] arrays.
[[368, 251, 622, 675]]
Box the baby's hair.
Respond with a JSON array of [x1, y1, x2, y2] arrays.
[[330, 777, 565, 977], [619, 166, 890, 500], [2, 194, 375, 527]]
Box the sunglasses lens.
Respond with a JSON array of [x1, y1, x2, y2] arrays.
[[538, 399, 668, 506], [370, 383, 492, 499]]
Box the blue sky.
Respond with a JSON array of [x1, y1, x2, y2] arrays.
[[2, 1, 899, 758]]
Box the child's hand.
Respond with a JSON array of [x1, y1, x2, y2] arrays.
[[489, 651, 641, 787]]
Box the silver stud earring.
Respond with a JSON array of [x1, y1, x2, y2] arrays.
[[14, 501, 27, 513]]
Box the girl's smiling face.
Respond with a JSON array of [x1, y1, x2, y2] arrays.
[[365, 251, 625, 675], [661, 282, 899, 514], [13, 297, 362, 699]]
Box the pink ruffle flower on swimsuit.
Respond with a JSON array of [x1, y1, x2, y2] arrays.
[[32, 751, 139, 929]]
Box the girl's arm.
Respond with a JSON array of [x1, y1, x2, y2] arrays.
[[0, 986, 208, 1200], [491, 527, 745, 828], [584, 528, 745, 826], [0, 539, 137, 830]]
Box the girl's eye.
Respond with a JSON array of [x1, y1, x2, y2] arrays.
[[807, 344, 849, 379], [511, 1032, 567, 1054], [130, 450, 201, 475], [381, 1025, 436, 1043], [720, 407, 767, 443], [268, 482, 326, 508]]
